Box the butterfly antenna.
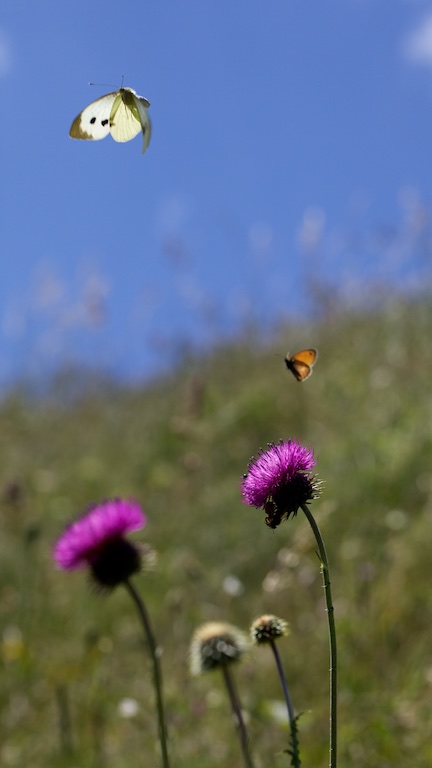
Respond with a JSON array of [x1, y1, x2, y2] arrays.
[[88, 81, 118, 87], [88, 76, 125, 88]]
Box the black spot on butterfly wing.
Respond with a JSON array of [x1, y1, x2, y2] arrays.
[[89, 116, 109, 126]]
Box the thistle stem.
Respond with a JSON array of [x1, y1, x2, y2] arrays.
[[269, 640, 301, 767], [55, 684, 73, 755], [221, 662, 255, 768], [301, 503, 337, 768], [124, 579, 170, 768]]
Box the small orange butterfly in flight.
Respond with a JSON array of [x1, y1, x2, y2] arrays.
[[284, 349, 318, 382]]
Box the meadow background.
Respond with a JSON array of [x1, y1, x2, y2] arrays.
[[2, 294, 432, 767], [2, 1, 432, 766]]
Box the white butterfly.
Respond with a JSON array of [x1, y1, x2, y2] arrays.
[[69, 87, 151, 154]]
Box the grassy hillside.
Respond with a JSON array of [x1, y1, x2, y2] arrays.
[[1, 297, 432, 767]]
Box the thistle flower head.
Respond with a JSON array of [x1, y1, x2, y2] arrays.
[[53, 498, 146, 589], [250, 614, 290, 645], [189, 621, 250, 676], [241, 439, 320, 528]]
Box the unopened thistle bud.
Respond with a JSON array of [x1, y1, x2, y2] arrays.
[[250, 614, 289, 645], [190, 621, 250, 676]]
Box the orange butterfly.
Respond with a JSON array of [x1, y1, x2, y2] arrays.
[[285, 348, 318, 382]]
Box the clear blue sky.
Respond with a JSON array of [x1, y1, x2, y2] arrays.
[[1, 0, 432, 387]]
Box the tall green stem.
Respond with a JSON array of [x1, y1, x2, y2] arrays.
[[301, 503, 337, 768], [124, 579, 170, 768], [269, 641, 301, 767], [221, 663, 255, 768]]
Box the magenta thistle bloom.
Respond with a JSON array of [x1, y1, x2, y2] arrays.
[[54, 498, 146, 588], [241, 439, 320, 528]]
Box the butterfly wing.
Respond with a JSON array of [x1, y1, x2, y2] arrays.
[[285, 349, 318, 382], [69, 92, 117, 140], [132, 92, 152, 154], [291, 349, 317, 367], [110, 88, 152, 153], [285, 358, 312, 381], [109, 90, 142, 142]]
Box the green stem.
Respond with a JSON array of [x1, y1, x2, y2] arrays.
[[55, 684, 73, 755], [301, 503, 337, 768], [221, 663, 255, 768], [124, 579, 170, 768], [269, 641, 301, 767]]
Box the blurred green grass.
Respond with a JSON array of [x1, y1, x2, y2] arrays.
[[2, 297, 432, 767]]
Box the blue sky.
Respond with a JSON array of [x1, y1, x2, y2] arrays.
[[1, 0, 432, 387]]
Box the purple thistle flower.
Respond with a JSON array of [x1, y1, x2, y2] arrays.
[[241, 439, 320, 528], [53, 498, 146, 588]]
